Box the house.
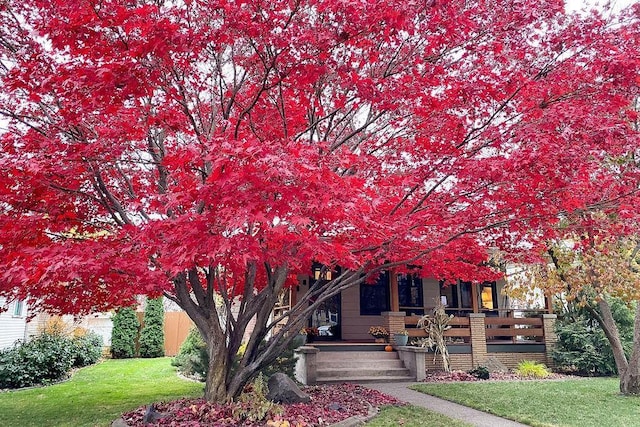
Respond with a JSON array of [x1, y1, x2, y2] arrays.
[[0, 298, 29, 350], [289, 267, 558, 384]]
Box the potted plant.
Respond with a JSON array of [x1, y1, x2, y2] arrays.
[[368, 326, 389, 343], [302, 327, 319, 343], [393, 329, 409, 346]]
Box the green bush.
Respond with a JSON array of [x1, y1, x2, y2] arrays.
[[171, 328, 208, 378], [468, 366, 490, 380], [139, 298, 165, 358], [553, 299, 634, 376], [0, 333, 75, 389], [72, 332, 103, 367], [515, 360, 550, 378], [111, 307, 140, 359], [257, 338, 298, 379]]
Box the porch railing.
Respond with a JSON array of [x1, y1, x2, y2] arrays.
[[403, 312, 545, 343]]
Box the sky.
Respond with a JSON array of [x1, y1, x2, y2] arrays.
[[565, 0, 637, 13]]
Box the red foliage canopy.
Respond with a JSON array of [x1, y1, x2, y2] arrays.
[[1, 0, 639, 314]]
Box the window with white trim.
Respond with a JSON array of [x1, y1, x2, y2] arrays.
[[13, 300, 24, 317]]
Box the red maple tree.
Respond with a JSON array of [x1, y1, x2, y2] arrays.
[[1, 0, 639, 401]]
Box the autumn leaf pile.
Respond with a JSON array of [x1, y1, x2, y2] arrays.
[[120, 384, 401, 426]]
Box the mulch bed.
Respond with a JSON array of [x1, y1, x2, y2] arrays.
[[423, 370, 572, 383], [120, 383, 402, 426]]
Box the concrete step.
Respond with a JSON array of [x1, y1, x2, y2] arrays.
[[314, 349, 414, 384], [317, 351, 399, 362], [317, 374, 414, 384], [318, 367, 411, 378], [317, 359, 405, 369]]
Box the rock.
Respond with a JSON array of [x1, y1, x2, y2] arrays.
[[327, 402, 344, 411], [267, 372, 311, 404], [111, 418, 129, 427], [484, 356, 509, 373], [142, 404, 168, 424]]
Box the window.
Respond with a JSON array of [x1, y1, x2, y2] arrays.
[[459, 282, 473, 309], [398, 274, 424, 315], [480, 282, 498, 310], [13, 300, 24, 317], [360, 271, 390, 315]]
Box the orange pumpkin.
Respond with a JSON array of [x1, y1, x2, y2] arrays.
[[384, 345, 393, 352]]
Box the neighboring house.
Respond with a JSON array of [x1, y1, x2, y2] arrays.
[[0, 298, 29, 350]]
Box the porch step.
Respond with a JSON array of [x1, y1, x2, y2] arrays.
[[317, 359, 405, 369], [314, 350, 413, 384], [316, 375, 415, 384], [317, 350, 399, 362]]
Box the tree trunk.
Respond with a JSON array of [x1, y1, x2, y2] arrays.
[[204, 343, 231, 402], [620, 304, 640, 395], [594, 299, 629, 376]]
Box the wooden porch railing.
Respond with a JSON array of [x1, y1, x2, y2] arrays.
[[405, 315, 471, 340], [404, 313, 545, 343]]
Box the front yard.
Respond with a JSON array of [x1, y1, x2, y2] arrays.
[[413, 377, 640, 427], [1, 357, 464, 427], [0, 358, 203, 427], [7, 357, 632, 427]]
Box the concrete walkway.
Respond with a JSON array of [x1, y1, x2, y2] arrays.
[[364, 382, 528, 427]]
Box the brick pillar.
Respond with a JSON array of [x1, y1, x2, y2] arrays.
[[381, 311, 406, 345], [469, 313, 487, 367], [542, 314, 557, 368]]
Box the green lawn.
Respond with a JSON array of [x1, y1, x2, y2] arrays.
[[0, 358, 203, 427], [412, 377, 640, 427], [367, 405, 471, 426]]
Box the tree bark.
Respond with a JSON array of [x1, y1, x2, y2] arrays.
[[204, 343, 231, 402], [620, 304, 640, 395], [590, 300, 629, 376]]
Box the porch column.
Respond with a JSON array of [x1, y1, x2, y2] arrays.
[[469, 313, 487, 367], [542, 314, 557, 368], [389, 271, 399, 312], [381, 311, 406, 345], [471, 283, 479, 313], [544, 294, 554, 313], [294, 346, 319, 385]]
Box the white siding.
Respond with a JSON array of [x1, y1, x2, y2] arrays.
[[0, 298, 29, 350], [78, 314, 113, 346]]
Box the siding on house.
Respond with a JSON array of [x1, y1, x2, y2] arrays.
[[422, 278, 441, 309], [310, 275, 509, 341], [0, 298, 28, 350], [340, 284, 383, 341], [78, 314, 113, 346]]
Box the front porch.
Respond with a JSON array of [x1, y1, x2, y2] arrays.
[[383, 311, 557, 371], [294, 312, 557, 385]]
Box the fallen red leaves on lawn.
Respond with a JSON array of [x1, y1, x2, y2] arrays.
[[120, 383, 402, 426]]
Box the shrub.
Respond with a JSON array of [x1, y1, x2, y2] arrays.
[[0, 333, 75, 389], [468, 366, 490, 380], [172, 328, 208, 378], [139, 298, 165, 358], [111, 306, 140, 359], [258, 338, 298, 379], [71, 332, 103, 367], [553, 299, 634, 376], [232, 374, 282, 423], [515, 360, 550, 378]]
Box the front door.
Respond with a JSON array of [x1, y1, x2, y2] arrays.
[[310, 293, 341, 339]]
